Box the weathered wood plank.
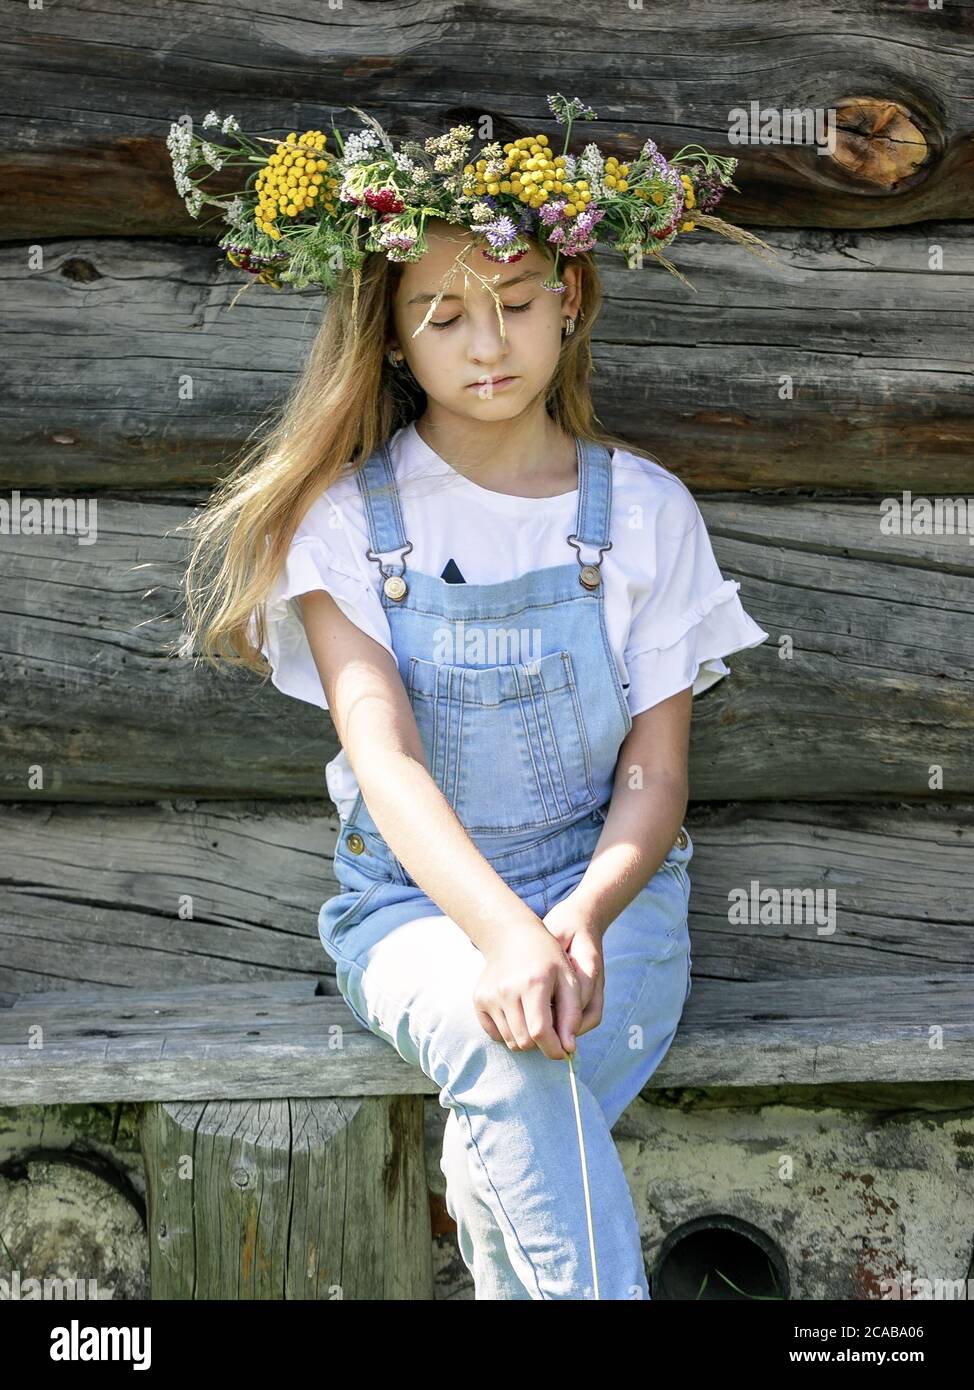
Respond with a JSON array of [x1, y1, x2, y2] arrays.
[[0, 802, 339, 993], [3, 975, 974, 1102], [1, 801, 971, 998], [4, 233, 972, 490], [4, 0, 973, 235], [1, 497, 971, 800], [141, 1096, 435, 1299]]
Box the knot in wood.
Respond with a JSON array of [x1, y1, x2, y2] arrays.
[[830, 98, 930, 190]]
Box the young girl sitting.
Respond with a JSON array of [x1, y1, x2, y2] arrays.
[[172, 98, 770, 1299]]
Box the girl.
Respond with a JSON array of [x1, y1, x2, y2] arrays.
[[172, 99, 770, 1299]]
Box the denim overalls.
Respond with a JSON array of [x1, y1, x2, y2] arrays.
[[318, 433, 694, 1300]]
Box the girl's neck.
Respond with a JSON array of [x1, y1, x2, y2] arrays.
[[412, 413, 579, 499]]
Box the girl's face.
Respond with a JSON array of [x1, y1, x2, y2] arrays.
[[390, 220, 582, 420]]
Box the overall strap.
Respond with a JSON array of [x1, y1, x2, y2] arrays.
[[355, 433, 615, 599], [569, 438, 614, 590], [355, 439, 413, 600]]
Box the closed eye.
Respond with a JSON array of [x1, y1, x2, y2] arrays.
[[429, 301, 534, 329]]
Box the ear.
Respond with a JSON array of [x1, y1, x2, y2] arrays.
[[559, 260, 584, 318]]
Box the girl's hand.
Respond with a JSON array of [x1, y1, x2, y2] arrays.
[[473, 924, 582, 1060], [541, 894, 605, 1042]]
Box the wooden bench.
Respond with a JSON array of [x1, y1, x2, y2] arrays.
[[3, 975, 973, 1299]]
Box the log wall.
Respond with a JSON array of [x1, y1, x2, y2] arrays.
[[2, 0, 972, 1000]]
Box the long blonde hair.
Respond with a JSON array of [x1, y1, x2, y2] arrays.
[[176, 228, 651, 679]]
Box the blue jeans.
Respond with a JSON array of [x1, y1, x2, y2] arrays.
[[319, 821, 693, 1300]]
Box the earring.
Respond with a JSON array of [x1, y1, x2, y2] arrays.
[[562, 317, 577, 338], [387, 348, 404, 367]]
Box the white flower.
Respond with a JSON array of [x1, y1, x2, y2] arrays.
[[166, 123, 195, 191], [221, 114, 240, 134], [200, 141, 224, 170], [166, 123, 192, 159], [578, 142, 605, 199], [202, 110, 220, 128], [392, 150, 419, 176], [341, 128, 381, 164]]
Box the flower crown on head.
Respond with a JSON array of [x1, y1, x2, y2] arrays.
[[168, 93, 776, 336]]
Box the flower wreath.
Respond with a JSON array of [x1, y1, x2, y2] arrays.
[[168, 92, 776, 337]]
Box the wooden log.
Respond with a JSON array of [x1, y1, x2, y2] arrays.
[[0, 800, 339, 994], [140, 1095, 434, 1299], [0, 1152, 148, 1300], [1, 495, 972, 801], [4, 1, 972, 236], [3, 975, 974, 1101], [4, 231, 973, 491], [1, 800, 972, 997], [1, 985, 435, 1102]]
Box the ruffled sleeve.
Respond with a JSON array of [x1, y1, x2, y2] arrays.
[[624, 495, 769, 716], [255, 499, 393, 711]]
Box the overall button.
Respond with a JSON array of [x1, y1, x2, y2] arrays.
[[346, 833, 366, 854], [675, 828, 689, 849]]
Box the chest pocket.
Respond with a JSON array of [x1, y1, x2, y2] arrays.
[[406, 649, 598, 834]]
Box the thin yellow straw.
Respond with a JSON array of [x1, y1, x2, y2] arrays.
[[565, 1049, 600, 1299]]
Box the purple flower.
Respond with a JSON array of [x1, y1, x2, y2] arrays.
[[482, 215, 518, 249], [538, 199, 567, 226]]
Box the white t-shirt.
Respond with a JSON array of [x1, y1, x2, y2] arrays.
[[259, 422, 770, 820]]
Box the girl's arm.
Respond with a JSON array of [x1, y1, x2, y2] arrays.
[[299, 589, 582, 1057], [565, 688, 692, 936]]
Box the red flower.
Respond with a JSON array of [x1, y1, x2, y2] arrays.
[[364, 187, 405, 214]]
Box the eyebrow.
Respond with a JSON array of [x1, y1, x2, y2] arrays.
[[406, 269, 543, 306]]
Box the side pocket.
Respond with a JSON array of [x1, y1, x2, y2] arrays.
[[321, 880, 383, 947], [336, 821, 411, 886], [661, 856, 690, 901]]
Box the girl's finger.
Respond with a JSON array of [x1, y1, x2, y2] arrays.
[[475, 1006, 506, 1046], [576, 975, 605, 1035], [553, 972, 583, 1054], [503, 999, 535, 1052], [522, 987, 568, 1060]]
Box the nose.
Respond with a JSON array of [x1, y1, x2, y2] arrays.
[[464, 291, 513, 364]]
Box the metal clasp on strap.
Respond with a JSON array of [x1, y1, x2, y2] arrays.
[[365, 541, 413, 601], [567, 533, 612, 590]]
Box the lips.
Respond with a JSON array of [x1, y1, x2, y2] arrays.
[[466, 376, 517, 389]]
